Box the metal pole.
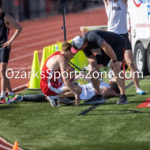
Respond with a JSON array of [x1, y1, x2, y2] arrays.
[[62, 0, 67, 41], [61, 0, 99, 41]]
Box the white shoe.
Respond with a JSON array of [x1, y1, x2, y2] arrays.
[[46, 96, 57, 107], [136, 88, 146, 95]]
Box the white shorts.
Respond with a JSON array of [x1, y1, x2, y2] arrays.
[[79, 82, 110, 100], [79, 83, 95, 100]]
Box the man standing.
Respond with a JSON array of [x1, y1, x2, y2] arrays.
[[103, 0, 145, 95], [71, 30, 128, 104], [0, 0, 22, 103]]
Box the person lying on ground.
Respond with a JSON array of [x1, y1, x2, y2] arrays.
[[9, 80, 120, 106], [58, 80, 120, 105]]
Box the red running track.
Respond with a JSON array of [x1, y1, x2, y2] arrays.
[[6, 7, 107, 90]]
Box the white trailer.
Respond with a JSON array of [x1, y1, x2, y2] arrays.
[[127, 0, 150, 74]]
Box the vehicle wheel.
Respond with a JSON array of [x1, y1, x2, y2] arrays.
[[134, 42, 148, 74], [147, 46, 150, 75]]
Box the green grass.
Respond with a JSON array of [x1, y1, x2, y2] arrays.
[[0, 76, 150, 150]]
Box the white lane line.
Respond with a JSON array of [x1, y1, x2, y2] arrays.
[[13, 25, 78, 45], [19, 17, 62, 31], [11, 27, 79, 53], [7, 67, 31, 71], [9, 32, 78, 63], [14, 30, 62, 44], [0, 144, 11, 150], [9, 7, 105, 62], [9, 51, 41, 62], [11, 37, 64, 52]]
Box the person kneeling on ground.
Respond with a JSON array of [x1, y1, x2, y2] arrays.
[[40, 42, 81, 107]]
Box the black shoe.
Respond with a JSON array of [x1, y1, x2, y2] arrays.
[[116, 95, 128, 104], [84, 95, 104, 104]]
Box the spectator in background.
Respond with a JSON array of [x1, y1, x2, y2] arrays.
[[0, 0, 22, 103], [103, 0, 145, 95], [23, 0, 30, 19], [14, 0, 20, 21]]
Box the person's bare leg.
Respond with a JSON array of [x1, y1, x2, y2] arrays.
[[125, 50, 139, 89], [6, 78, 13, 92], [88, 59, 101, 95], [90, 70, 101, 95], [61, 84, 82, 96], [0, 63, 8, 97], [110, 62, 125, 95]]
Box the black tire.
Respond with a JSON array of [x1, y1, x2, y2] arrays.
[[134, 42, 148, 75], [147, 46, 150, 75]]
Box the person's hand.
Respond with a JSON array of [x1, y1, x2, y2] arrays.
[[111, 60, 117, 64], [110, 60, 117, 70], [74, 94, 80, 106], [2, 40, 12, 48]]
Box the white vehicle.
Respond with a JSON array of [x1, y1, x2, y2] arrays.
[[127, 0, 150, 74]]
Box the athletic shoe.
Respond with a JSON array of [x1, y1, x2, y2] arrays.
[[12, 95, 23, 102], [0, 98, 6, 104], [5, 95, 15, 104], [136, 88, 146, 95], [84, 95, 104, 104], [46, 96, 57, 107], [116, 95, 128, 104], [7, 95, 23, 104]]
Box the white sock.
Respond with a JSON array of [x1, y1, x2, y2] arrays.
[[8, 92, 15, 96], [0, 91, 5, 98], [136, 88, 144, 93]]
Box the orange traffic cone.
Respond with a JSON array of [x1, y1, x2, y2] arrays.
[[12, 141, 18, 150]]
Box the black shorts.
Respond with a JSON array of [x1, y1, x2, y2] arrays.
[[96, 44, 125, 66], [0, 46, 11, 63], [119, 33, 132, 50]]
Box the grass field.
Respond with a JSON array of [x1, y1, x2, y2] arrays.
[[0, 76, 150, 150]]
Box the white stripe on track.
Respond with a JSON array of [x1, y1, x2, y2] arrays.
[[14, 30, 62, 44], [9, 7, 105, 63], [9, 33, 76, 63], [9, 51, 42, 62], [13, 25, 78, 45], [0, 144, 11, 150]]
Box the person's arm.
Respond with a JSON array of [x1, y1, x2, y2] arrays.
[[103, 0, 109, 7], [100, 40, 117, 62], [102, 87, 119, 98], [59, 57, 80, 106], [2, 14, 22, 48]]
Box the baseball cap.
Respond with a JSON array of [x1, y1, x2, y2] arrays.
[[71, 36, 85, 54]]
